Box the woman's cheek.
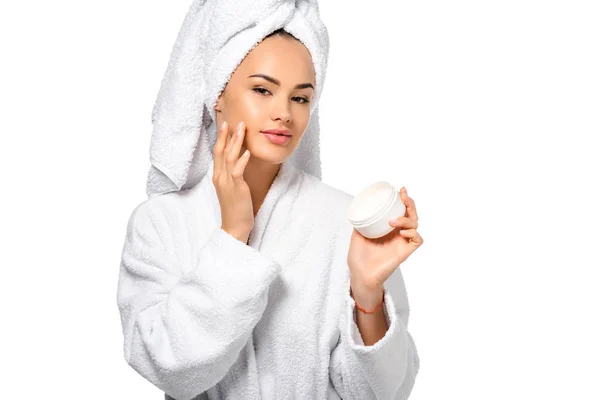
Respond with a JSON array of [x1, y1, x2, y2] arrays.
[[294, 110, 310, 134], [237, 94, 264, 128]]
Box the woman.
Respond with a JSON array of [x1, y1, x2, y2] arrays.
[[117, 2, 423, 400]]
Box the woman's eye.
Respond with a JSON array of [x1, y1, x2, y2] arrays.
[[293, 97, 310, 104], [253, 88, 308, 104], [253, 88, 271, 96]]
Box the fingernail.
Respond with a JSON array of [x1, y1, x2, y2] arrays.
[[221, 121, 226, 129]]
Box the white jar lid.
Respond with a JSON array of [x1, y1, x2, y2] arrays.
[[348, 181, 396, 226]]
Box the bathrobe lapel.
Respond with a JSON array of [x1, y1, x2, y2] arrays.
[[204, 159, 302, 256]]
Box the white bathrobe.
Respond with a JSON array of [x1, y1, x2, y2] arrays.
[[117, 160, 420, 400]]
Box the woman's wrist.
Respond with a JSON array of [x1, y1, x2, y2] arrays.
[[350, 279, 385, 311]]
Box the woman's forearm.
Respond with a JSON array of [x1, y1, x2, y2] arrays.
[[350, 285, 389, 346]]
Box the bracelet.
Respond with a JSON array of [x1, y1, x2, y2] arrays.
[[352, 290, 385, 314]]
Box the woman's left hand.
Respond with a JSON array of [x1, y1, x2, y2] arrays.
[[347, 187, 424, 298]]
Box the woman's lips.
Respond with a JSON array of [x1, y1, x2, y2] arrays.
[[261, 132, 291, 145], [261, 129, 291, 136]]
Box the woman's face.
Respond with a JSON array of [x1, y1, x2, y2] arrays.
[[215, 35, 316, 164]]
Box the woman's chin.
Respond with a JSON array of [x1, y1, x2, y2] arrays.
[[248, 150, 287, 165]]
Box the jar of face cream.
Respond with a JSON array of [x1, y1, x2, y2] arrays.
[[348, 182, 406, 239]]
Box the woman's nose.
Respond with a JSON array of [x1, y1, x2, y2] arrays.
[[271, 100, 292, 123]]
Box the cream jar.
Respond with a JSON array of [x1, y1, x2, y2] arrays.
[[348, 181, 406, 239]]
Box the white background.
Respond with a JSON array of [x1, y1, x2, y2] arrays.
[[1, 0, 599, 399]]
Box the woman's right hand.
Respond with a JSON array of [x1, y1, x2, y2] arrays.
[[212, 121, 254, 243]]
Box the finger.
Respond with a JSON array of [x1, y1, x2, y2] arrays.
[[388, 216, 418, 229], [221, 122, 237, 172], [228, 120, 246, 168], [399, 229, 423, 245], [223, 122, 238, 157], [400, 187, 418, 221], [213, 121, 228, 173], [225, 122, 244, 171], [233, 149, 251, 178]]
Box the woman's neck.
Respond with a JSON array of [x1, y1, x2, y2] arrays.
[[242, 157, 282, 217]]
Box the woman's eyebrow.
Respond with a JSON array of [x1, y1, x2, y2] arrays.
[[248, 74, 314, 90]]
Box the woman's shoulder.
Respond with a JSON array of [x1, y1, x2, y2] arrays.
[[128, 179, 211, 229], [299, 169, 354, 205], [297, 170, 355, 228]]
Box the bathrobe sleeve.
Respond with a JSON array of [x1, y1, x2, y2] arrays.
[[329, 272, 420, 400], [116, 201, 282, 400]]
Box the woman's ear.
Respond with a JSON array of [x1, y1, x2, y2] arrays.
[[214, 94, 224, 113]]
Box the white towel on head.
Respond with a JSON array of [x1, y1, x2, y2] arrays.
[[146, 0, 330, 197]]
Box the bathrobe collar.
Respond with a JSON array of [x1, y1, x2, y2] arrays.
[[204, 159, 300, 250]]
